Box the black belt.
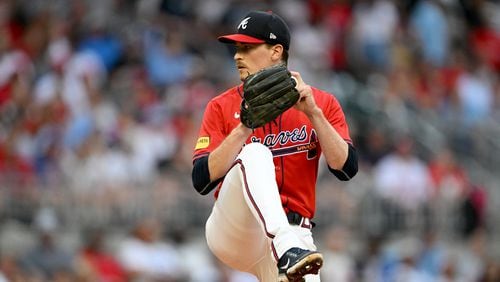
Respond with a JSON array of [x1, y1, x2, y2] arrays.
[[287, 211, 315, 229], [287, 211, 303, 225]]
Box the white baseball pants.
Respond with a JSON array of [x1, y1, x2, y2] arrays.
[[205, 143, 320, 282]]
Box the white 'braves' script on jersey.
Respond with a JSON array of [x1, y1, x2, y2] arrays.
[[250, 125, 308, 147], [238, 17, 250, 30]]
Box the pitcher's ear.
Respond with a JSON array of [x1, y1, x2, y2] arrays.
[[271, 44, 284, 61]]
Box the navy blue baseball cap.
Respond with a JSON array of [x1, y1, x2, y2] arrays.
[[218, 11, 291, 50]]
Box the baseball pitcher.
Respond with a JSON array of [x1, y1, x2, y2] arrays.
[[192, 10, 358, 282]]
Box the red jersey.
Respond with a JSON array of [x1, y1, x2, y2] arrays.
[[193, 85, 352, 218]]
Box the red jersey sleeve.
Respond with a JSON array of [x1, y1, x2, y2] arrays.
[[319, 89, 352, 144], [193, 99, 227, 161]]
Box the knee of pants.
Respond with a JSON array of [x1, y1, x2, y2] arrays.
[[206, 209, 268, 272], [239, 142, 273, 167]]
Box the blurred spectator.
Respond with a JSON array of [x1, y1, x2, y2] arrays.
[[351, 0, 399, 72], [120, 112, 178, 182], [359, 235, 398, 282], [143, 21, 195, 88], [0, 48, 33, 109], [30, 97, 67, 187], [358, 127, 390, 166], [116, 217, 187, 281], [60, 48, 106, 119], [372, 134, 433, 233], [320, 226, 355, 282], [285, 1, 331, 75], [436, 45, 467, 121], [0, 10, 34, 108], [409, 0, 449, 67], [459, 185, 488, 239], [391, 237, 433, 282], [0, 123, 37, 188], [25, 17, 71, 186], [416, 231, 446, 280], [322, 0, 353, 72], [373, 134, 433, 211], [75, 228, 126, 282], [428, 146, 468, 200], [455, 228, 487, 281], [32, 19, 71, 107], [463, 0, 500, 72], [171, 229, 221, 282], [19, 230, 75, 280], [78, 21, 123, 73], [455, 54, 494, 127]]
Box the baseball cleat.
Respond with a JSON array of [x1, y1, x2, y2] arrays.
[[277, 247, 323, 282]]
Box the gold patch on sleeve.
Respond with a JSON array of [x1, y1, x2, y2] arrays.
[[195, 137, 210, 149]]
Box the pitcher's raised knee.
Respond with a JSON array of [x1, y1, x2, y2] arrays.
[[240, 142, 273, 161]]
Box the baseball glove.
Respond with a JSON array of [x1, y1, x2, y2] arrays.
[[240, 64, 299, 129]]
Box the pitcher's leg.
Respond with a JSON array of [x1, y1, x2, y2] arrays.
[[294, 226, 321, 282], [251, 251, 279, 282], [206, 161, 269, 272], [237, 143, 323, 281], [208, 142, 322, 281], [236, 143, 302, 257]]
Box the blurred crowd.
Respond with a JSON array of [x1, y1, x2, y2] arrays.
[[0, 0, 499, 281]]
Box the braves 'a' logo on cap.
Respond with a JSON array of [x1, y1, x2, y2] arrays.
[[238, 17, 250, 30]]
